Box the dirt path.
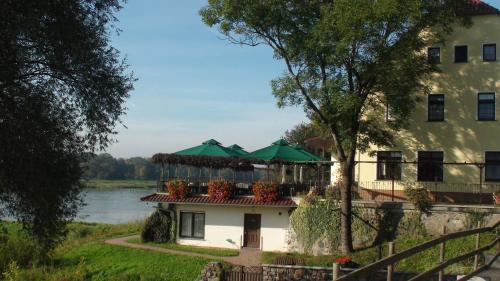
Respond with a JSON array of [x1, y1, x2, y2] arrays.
[[105, 235, 262, 266]]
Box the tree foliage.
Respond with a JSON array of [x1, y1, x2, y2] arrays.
[[141, 209, 173, 243], [283, 122, 324, 146], [84, 154, 159, 180], [200, 0, 468, 253], [0, 0, 134, 251]]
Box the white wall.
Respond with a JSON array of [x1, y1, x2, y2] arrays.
[[171, 204, 291, 252]]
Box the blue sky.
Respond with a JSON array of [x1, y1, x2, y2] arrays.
[[106, 0, 500, 158]]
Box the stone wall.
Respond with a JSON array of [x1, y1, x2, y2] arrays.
[[197, 262, 223, 281]]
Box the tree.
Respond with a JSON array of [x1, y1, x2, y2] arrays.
[[283, 122, 322, 146], [200, 0, 468, 253], [0, 0, 134, 251]]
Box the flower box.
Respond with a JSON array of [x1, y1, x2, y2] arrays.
[[208, 180, 235, 200], [252, 181, 279, 202], [166, 180, 188, 199]]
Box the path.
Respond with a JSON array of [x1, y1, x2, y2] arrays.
[[105, 235, 262, 266]]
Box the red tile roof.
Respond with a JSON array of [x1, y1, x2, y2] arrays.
[[464, 1, 499, 15], [141, 193, 297, 207]]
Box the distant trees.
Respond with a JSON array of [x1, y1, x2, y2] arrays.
[[83, 154, 159, 181]]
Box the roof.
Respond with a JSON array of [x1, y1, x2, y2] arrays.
[[463, 1, 499, 15], [141, 193, 297, 207]]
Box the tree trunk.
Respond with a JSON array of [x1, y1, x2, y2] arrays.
[[339, 160, 354, 254]]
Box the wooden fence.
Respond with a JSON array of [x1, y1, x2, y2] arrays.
[[225, 266, 262, 281], [333, 221, 500, 281]]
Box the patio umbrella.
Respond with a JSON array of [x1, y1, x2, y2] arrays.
[[174, 139, 240, 157], [290, 144, 325, 161], [174, 139, 240, 180], [246, 139, 314, 162], [247, 139, 316, 183], [227, 144, 249, 156]]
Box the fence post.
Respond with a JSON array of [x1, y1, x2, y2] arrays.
[[474, 222, 481, 270], [438, 226, 446, 281], [387, 241, 395, 281], [333, 263, 340, 280]]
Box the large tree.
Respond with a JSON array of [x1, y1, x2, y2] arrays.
[[200, 0, 468, 253], [0, 0, 133, 251]]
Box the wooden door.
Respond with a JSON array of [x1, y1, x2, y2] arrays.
[[243, 214, 261, 248]]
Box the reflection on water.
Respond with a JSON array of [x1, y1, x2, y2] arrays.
[[76, 188, 156, 224]]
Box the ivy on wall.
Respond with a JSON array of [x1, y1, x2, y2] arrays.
[[290, 197, 379, 254]]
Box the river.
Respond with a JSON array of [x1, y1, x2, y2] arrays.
[[76, 188, 156, 224]]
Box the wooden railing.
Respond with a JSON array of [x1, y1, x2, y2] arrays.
[[333, 221, 500, 281]]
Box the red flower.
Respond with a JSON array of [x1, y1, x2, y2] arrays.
[[335, 256, 352, 265], [208, 180, 235, 200], [252, 181, 279, 202]]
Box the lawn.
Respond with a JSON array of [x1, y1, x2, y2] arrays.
[[1, 222, 215, 281], [82, 179, 156, 189], [262, 232, 497, 275], [127, 237, 240, 257]]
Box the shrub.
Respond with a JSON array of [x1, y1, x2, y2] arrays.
[[252, 181, 279, 202], [404, 186, 430, 213], [141, 209, 172, 243], [208, 180, 235, 200], [397, 211, 427, 238], [166, 180, 188, 199], [0, 234, 43, 274]]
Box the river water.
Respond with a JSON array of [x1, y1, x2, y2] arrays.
[[76, 188, 156, 224]]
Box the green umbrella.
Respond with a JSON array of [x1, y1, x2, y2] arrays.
[[246, 139, 314, 162], [290, 144, 325, 161], [227, 144, 249, 156], [174, 139, 240, 157]]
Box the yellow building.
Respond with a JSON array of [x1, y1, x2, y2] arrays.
[[331, 1, 500, 204]]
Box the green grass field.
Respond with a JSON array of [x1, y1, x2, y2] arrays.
[[1, 222, 214, 281], [262, 232, 497, 274], [127, 237, 240, 257], [82, 179, 156, 189]]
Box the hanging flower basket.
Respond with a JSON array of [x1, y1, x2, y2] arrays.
[[208, 180, 235, 200], [253, 181, 280, 203], [166, 180, 188, 199]]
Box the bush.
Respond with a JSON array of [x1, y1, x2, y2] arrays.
[[208, 180, 235, 200], [252, 181, 279, 202], [0, 234, 43, 274], [166, 180, 188, 199], [141, 209, 172, 243], [405, 186, 430, 213]]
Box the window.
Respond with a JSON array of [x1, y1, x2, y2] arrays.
[[428, 47, 441, 64], [454, 45, 468, 63], [478, 93, 495, 121], [180, 212, 205, 239], [485, 152, 500, 182], [417, 151, 443, 182], [385, 103, 395, 122], [377, 151, 402, 180], [428, 94, 445, 121], [483, 44, 496, 61]]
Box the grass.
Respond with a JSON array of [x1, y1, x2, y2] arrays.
[[262, 232, 497, 275], [82, 179, 156, 189], [127, 237, 240, 257], [1, 222, 216, 281]]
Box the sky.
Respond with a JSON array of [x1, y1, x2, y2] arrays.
[[106, 0, 500, 158], [106, 0, 307, 158]]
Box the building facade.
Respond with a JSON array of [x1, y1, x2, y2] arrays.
[[331, 4, 500, 204]]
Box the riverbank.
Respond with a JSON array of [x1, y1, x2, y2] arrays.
[[0, 222, 212, 281], [82, 179, 156, 189]]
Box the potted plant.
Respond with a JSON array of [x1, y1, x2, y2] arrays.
[[252, 181, 279, 202], [166, 180, 188, 199], [208, 180, 235, 200], [334, 256, 359, 269]]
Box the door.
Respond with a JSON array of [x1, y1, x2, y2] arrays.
[[243, 214, 261, 248]]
